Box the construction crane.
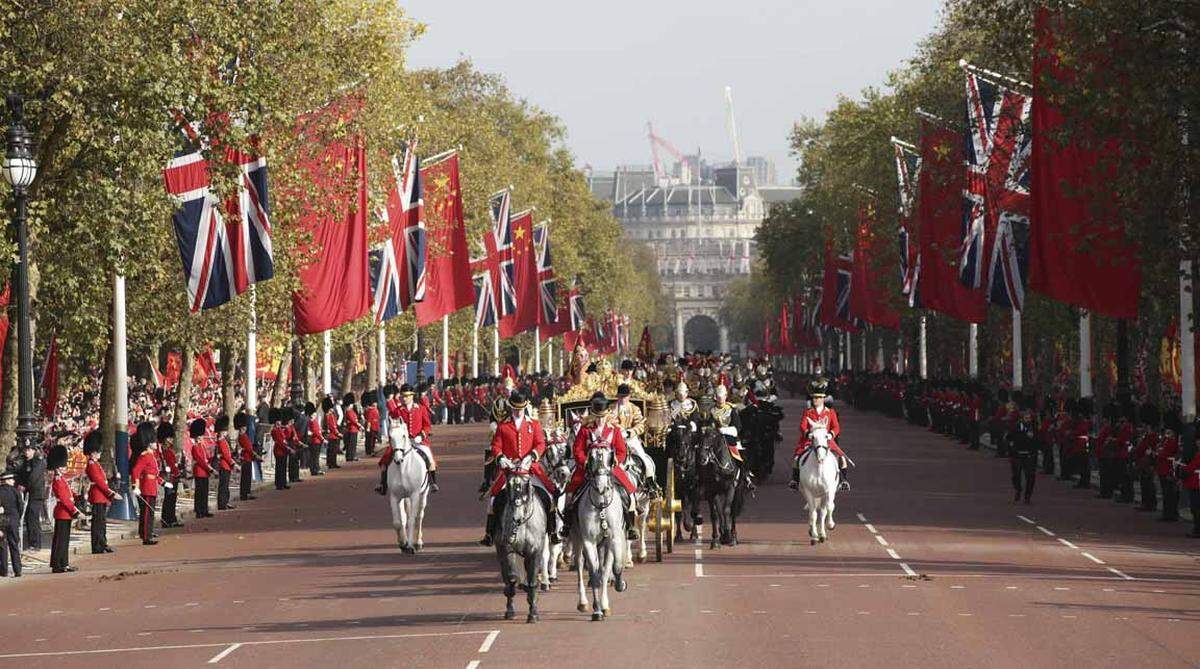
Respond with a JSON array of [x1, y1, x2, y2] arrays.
[[646, 121, 690, 184], [724, 86, 743, 166]]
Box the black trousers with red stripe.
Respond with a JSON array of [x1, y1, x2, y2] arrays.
[[138, 495, 156, 542]]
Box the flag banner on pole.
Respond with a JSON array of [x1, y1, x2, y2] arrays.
[[415, 152, 474, 326], [819, 241, 862, 333], [472, 271, 498, 328], [1029, 8, 1140, 318], [290, 98, 371, 335], [540, 303, 570, 341], [39, 333, 59, 419], [147, 354, 164, 389], [892, 139, 922, 306], [569, 281, 586, 331], [850, 204, 901, 330], [164, 350, 182, 389], [499, 210, 539, 339], [163, 115, 275, 312], [960, 65, 1032, 310], [381, 141, 426, 312], [368, 242, 402, 323], [917, 120, 988, 323], [636, 326, 655, 362], [534, 222, 558, 326]]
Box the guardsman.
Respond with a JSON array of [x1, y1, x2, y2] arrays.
[[306, 402, 325, 476], [1095, 406, 1117, 497], [214, 416, 236, 510], [236, 413, 259, 502], [130, 428, 161, 545], [269, 410, 292, 490], [190, 418, 215, 518], [563, 393, 638, 540], [668, 380, 698, 423], [83, 430, 120, 553], [791, 378, 850, 491], [343, 393, 361, 461], [47, 445, 81, 573], [1070, 399, 1093, 489], [1179, 444, 1200, 538], [323, 397, 342, 469], [158, 423, 183, 528], [710, 383, 754, 489], [1008, 396, 1038, 504], [480, 391, 556, 546], [1133, 404, 1161, 513], [363, 391, 381, 457], [0, 470, 21, 577], [1157, 412, 1181, 522], [287, 411, 304, 483], [1114, 405, 1137, 504], [376, 384, 436, 494]]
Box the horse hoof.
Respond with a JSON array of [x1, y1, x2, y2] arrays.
[[549, 576, 558, 583], [539, 583, 550, 592], [602, 607, 612, 617], [615, 577, 628, 593], [526, 613, 539, 624], [578, 603, 589, 613], [819, 536, 827, 543], [504, 610, 516, 620], [591, 612, 604, 622], [710, 541, 719, 550], [810, 539, 817, 546]]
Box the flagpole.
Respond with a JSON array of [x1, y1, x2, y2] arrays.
[[108, 273, 134, 520], [534, 327, 542, 373], [247, 285, 261, 482], [1079, 310, 1092, 398], [859, 332, 866, 370], [1182, 262, 1195, 427], [377, 324, 387, 388], [968, 323, 979, 378], [441, 314, 450, 380], [547, 338, 554, 378], [492, 326, 500, 376], [472, 321, 479, 378], [1011, 307, 1023, 390], [875, 337, 883, 372], [918, 315, 928, 380], [322, 330, 332, 395]]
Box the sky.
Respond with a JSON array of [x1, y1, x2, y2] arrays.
[[402, 0, 944, 184]]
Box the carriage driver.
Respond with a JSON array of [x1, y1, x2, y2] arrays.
[[613, 384, 657, 488], [789, 378, 851, 491], [479, 391, 559, 546], [375, 384, 437, 495], [712, 384, 755, 491], [563, 393, 640, 541]]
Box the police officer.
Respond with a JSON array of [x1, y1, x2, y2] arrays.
[[0, 470, 22, 577], [157, 423, 183, 528], [1008, 396, 1039, 504], [16, 442, 45, 550]]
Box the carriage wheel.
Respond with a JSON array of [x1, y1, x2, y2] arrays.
[[665, 458, 676, 554], [654, 501, 664, 562]]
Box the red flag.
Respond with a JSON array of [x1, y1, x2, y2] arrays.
[[636, 326, 655, 363], [850, 205, 901, 330], [540, 303, 571, 341], [1030, 8, 1140, 318], [415, 153, 474, 326], [917, 121, 988, 323], [498, 210, 539, 339], [778, 303, 793, 353], [164, 351, 182, 389], [291, 99, 371, 335], [194, 349, 217, 388], [39, 333, 58, 419]]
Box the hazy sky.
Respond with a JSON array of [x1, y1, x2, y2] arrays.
[[403, 0, 944, 183]]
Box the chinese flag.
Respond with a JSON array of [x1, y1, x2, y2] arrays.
[[498, 210, 539, 338], [415, 153, 474, 326]]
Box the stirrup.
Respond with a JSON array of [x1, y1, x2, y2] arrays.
[[787, 480, 798, 490]]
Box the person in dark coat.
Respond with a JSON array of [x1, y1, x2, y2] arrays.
[[16, 443, 45, 550], [0, 470, 22, 577]]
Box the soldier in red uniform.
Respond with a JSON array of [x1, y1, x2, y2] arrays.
[[376, 384, 436, 494], [790, 378, 849, 491], [1157, 412, 1181, 522], [562, 393, 638, 540], [214, 415, 237, 510], [130, 427, 162, 545], [1133, 404, 1161, 512], [1179, 444, 1200, 538], [1069, 399, 1093, 489], [363, 391, 381, 456], [190, 418, 215, 518], [1094, 406, 1117, 497], [83, 431, 120, 553], [322, 397, 342, 470], [47, 446, 81, 573], [235, 413, 259, 502], [480, 391, 556, 546], [157, 423, 183, 528], [306, 402, 325, 477], [343, 393, 361, 461], [270, 409, 293, 491]]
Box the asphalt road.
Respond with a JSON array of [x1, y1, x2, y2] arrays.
[[1, 398, 1197, 668]]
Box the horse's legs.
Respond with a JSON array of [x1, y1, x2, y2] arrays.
[[388, 488, 406, 549], [719, 490, 734, 546], [539, 535, 551, 591], [398, 498, 412, 552], [826, 496, 837, 532], [807, 499, 819, 544], [582, 540, 604, 620], [503, 579, 516, 620], [708, 497, 720, 549], [414, 491, 427, 550], [599, 542, 614, 616], [638, 509, 649, 562], [576, 542, 588, 613], [524, 552, 540, 623]]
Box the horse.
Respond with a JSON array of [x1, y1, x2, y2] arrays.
[[538, 426, 573, 588], [740, 400, 783, 480], [695, 425, 741, 549], [574, 447, 627, 621], [385, 422, 429, 554], [796, 426, 839, 545], [667, 416, 703, 544], [495, 453, 548, 623], [622, 444, 655, 565]]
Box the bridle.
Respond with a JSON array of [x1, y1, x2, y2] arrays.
[[502, 456, 536, 550]]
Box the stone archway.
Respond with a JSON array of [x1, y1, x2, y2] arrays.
[[684, 314, 721, 353]]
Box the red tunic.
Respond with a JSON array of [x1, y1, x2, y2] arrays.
[[566, 422, 636, 495], [1181, 452, 1200, 491], [795, 406, 845, 458], [378, 403, 432, 466], [271, 426, 292, 458], [216, 438, 235, 472], [324, 412, 341, 441], [86, 460, 117, 504], [345, 408, 360, 434], [238, 433, 255, 464], [1155, 434, 1179, 477], [161, 447, 182, 483], [1132, 432, 1158, 467], [364, 405, 380, 432], [308, 418, 324, 446], [192, 438, 214, 479], [487, 417, 555, 496], [130, 450, 161, 497], [51, 474, 80, 520]]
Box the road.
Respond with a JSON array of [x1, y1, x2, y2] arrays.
[[1, 398, 1198, 668]]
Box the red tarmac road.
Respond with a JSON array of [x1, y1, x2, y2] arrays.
[[1, 398, 1197, 668]]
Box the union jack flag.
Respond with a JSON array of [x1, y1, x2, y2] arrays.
[[892, 138, 922, 306], [163, 117, 274, 312], [368, 242, 402, 323], [533, 222, 558, 325], [489, 190, 517, 317], [835, 253, 854, 323], [960, 69, 1032, 310], [569, 280, 586, 331], [381, 141, 426, 310], [472, 271, 497, 328]]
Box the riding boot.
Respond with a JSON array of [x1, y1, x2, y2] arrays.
[[428, 470, 439, 493], [838, 467, 850, 492], [788, 466, 799, 490], [479, 513, 496, 546], [625, 510, 638, 540], [375, 469, 387, 495]]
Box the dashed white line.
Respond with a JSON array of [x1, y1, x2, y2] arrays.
[[478, 630, 499, 653], [466, 662, 480, 669], [1016, 515, 1036, 525], [864, 524, 878, 534], [1107, 567, 1134, 581], [694, 548, 704, 578], [899, 563, 917, 577], [1081, 552, 1106, 565], [856, 513, 867, 522], [1057, 538, 1079, 550], [886, 549, 901, 560], [874, 535, 889, 547], [1036, 526, 1056, 537], [207, 643, 241, 664]]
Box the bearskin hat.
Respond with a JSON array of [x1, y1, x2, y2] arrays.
[[189, 418, 207, 439], [234, 413, 248, 430], [304, 402, 317, 416], [343, 392, 356, 406], [1164, 410, 1182, 432], [82, 429, 102, 456], [1139, 403, 1161, 428], [361, 390, 377, 405], [47, 445, 68, 470], [214, 415, 230, 432], [157, 422, 175, 442]]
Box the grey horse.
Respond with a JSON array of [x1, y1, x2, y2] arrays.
[[495, 454, 548, 623]]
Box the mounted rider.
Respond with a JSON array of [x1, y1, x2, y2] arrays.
[[711, 383, 755, 491], [563, 392, 639, 540], [480, 391, 558, 546], [790, 377, 850, 491], [612, 383, 657, 490], [375, 384, 437, 495]]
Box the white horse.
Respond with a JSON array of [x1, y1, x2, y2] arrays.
[[796, 426, 839, 545], [575, 447, 627, 621], [386, 423, 430, 554], [623, 433, 656, 565], [539, 427, 573, 589]]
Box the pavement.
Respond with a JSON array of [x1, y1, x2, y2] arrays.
[[0, 399, 1197, 668]]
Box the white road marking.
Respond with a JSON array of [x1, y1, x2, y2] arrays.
[[864, 523, 878, 534], [1016, 515, 1036, 525], [1009, 614, 1026, 618], [856, 611, 870, 615], [649, 609, 661, 613], [906, 612, 920, 616], [85, 636, 101, 640], [902, 584, 917, 589], [98, 608, 111, 612], [950, 585, 965, 590], [1005, 586, 1018, 590], [886, 549, 901, 560], [144, 605, 156, 609], [856, 513, 867, 522], [857, 584, 871, 589], [874, 535, 889, 547], [466, 662, 480, 669], [1036, 526, 1055, 537], [185, 602, 199, 607], [769, 584, 782, 588], [478, 630, 499, 653], [1057, 538, 1079, 550], [957, 613, 973, 617], [695, 563, 704, 577], [752, 610, 767, 614], [1108, 567, 1135, 581], [232, 600, 245, 604], [701, 610, 714, 614], [0, 631, 501, 660], [207, 643, 241, 664], [899, 563, 917, 577], [49, 610, 62, 615], [1061, 615, 1077, 619], [1053, 587, 1070, 591], [1102, 588, 1115, 592]]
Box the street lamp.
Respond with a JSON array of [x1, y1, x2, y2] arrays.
[[4, 93, 40, 453]]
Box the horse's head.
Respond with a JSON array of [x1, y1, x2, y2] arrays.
[[586, 447, 614, 493], [809, 427, 831, 461], [389, 422, 412, 464], [502, 453, 535, 501], [697, 427, 730, 469]]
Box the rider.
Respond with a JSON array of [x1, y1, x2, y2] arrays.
[[669, 380, 698, 424], [711, 383, 755, 491], [375, 384, 437, 495], [612, 383, 657, 490], [479, 391, 558, 546], [563, 393, 639, 540], [790, 377, 850, 491]]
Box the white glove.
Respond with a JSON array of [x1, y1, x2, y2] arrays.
[[413, 436, 424, 445]]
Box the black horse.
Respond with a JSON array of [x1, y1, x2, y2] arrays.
[[666, 414, 704, 543], [695, 424, 743, 549], [740, 400, 784, 481]]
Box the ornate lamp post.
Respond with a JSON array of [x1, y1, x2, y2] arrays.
[[3, 93, 39, 454]]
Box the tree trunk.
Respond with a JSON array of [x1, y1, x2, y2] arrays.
[[339, 342, 355, 398], [366, 330, 377, 398], [269, 338, 292, 408], [303, 346, 316, 403], [173, 339, 196, 443], [99, 336, 116, 471]]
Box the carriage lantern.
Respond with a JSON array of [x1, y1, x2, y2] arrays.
[[538, 398, 556, 429], [645, 395, 668, 442]]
